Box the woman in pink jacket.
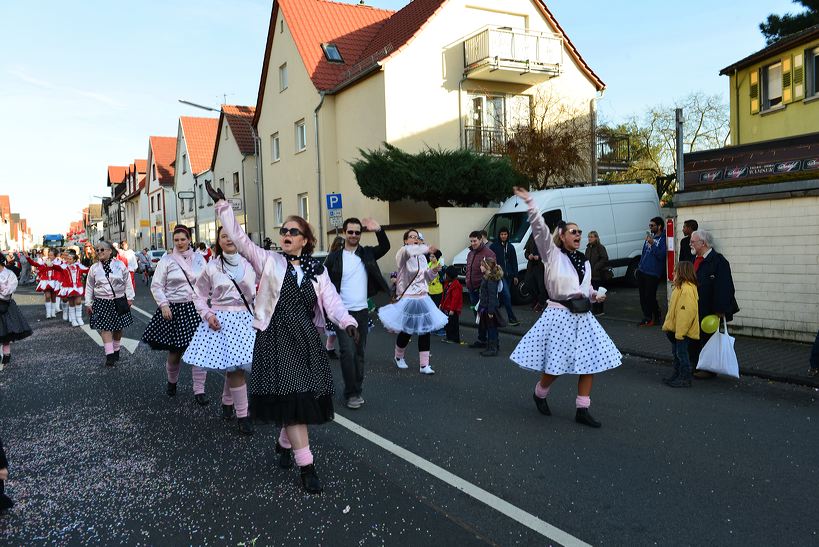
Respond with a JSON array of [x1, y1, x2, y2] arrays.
[[378, 229, 448, 375], [183, 226, 257, 435], [141, 225, 208, 405], [84, 240, 135, 367], [207, 182, 359, 495]]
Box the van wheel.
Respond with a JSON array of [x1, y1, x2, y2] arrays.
[[625, 258, 640, 288], [512, 279, 533, 305]]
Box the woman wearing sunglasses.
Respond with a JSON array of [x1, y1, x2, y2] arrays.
[[84, 240, 134, 367], [509, 187, 621, 428], [206, 181, 358, 494]]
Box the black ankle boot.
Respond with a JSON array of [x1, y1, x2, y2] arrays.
[[237, 417, 254, 435], [662, 370, 679, 384], [575, 408, 601, 428], [167, 382, 177, 397], [275, 441, 293, 469], [105, 353, 116, 367], [113, 350, 120, 362], [299, 464, 323, 494], [1, 354, 9, 365], [194, 394, 210, 406], [222, 404, 235, 420], [533, 392, 551, 416], [480, 341, 498, 357]]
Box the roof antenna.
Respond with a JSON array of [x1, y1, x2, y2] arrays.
[[359, 0, 365, 4]]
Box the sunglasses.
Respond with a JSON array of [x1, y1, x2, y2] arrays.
[[95, 248, 108, 252], [566, 228, 582, 236], [346, 230, 361, 236], [279, 227, 304, 237]]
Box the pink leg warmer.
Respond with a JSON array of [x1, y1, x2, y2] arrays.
[[394, 345, 406, 359], [230, 385, 249, 418], [576, 395, 591, 409], [419, 351, 430, 367], [221, 378, 233, 406], [325, 335, 336, 350], [166, 360, 181, 384], [103, 342, 114, 355], [2, 344, 10, 355], [192, 366, 207, 395], [293, 446, 314, 467], [112, 339, 121, 352], [535, 382, 551, 399], [278, 428, 292, 449]]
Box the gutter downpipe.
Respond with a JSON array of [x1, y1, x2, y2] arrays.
[[314, 91, 327, 250], [734, 68, 740, 146], [458, 74, 468, 149]]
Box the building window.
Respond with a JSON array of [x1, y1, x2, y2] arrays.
[[233, 172, 240, 194], [151, 195, 155, 212], [298, 193, 309, 221], [808, 46, 819, 98], [182, 153, 187, 174], [180, 198, 185, 214], [271, 132, 280, 162], [295, 120, 307, 152], [322, 43, 343, 63], [152, 164, 156, 180], [274, 199, 283, 226], [198, 184, 204, 208], [279, 63, 288, 92], [762, 62, 783, 109]]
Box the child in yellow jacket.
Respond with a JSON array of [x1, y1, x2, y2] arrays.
[[661, 261, 700, 387]]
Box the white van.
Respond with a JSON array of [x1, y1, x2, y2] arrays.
[[451, 183, 661, 302]]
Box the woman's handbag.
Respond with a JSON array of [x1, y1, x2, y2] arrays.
[[696, 317, 739, 378], [105, 272, 130, 316], [391, 257, 424, 303], [555, 297, 592, 314]]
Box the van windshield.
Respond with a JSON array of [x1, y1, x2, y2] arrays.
[[485, 212, 528, 243]]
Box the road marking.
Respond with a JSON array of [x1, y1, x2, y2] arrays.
[[334, 415, 590, 547], [130, 305, 154, 319], [80, 325, 140, 354]]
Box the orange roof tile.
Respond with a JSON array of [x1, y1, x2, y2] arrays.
[[107, 165, 127, 186], [223, 105, 257, 157], [135, 159, 147, 174], [149, 136, 177, 186], [180, 116, 219, 175]]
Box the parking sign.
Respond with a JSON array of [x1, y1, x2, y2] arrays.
[[326, 193, 342, 210]]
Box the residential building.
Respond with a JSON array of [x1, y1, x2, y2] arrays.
[[211, 105, 261, 243], [253, 0, 604, 259], [122, 160, 148, 247], [146, 136, 178, 250], [104, 166, 127, 243], [0, 195, 10, 249], [84, 204, 104, 244], [173, 116, 219, 243]]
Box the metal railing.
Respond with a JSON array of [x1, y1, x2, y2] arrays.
[[464, 27, 562, 70], [464, 126, 508, 155], [597, 133, 631, 167]]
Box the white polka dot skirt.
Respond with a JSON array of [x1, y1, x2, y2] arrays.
[[378, 296, 448, 335], [90, 297, 134, 331], [141, 301, 201, 352], [182, 310, 254, 372], [510, 307, 622, 375]]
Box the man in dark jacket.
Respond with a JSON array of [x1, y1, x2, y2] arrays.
[[637, 216, 666, 326], [489, 227, 520, 326], [688, 229, 738, 378], [324, 217, 390, 409], [678, 219, 698, 263], [466, 230, 496, 348]]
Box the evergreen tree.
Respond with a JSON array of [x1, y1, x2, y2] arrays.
[[760, 0, 819, 44]]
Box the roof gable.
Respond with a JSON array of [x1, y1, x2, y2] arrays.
[[720, 24, 819, 75], [212, 105, 257, 171], [107, 166, 127, 186], [179, 116, 219, 175], [149, 136, 177, 186]]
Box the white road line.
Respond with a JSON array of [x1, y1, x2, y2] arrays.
[[79, 324, 140, 354], [130, 305, 154, 319], [334, 415, 591, 547]]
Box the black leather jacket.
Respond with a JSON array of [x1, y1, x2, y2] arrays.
[[324, 230, 391, 299]]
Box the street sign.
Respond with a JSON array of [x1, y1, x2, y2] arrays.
[[228, 198, 243, 211], [326, 193, 342, 210], [328, 209, 343, 229]]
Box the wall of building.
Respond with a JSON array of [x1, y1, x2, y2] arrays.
[[676, 196, 819, 342], [212, 117, 260, 242]]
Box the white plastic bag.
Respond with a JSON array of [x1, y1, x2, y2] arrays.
[[696, 317, 740, 378]]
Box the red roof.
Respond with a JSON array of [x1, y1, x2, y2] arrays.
[[107, 165, 127, 186], [211, 105, 257, 170], [180, 116, 219, 175], [135, 159, 147, 174], [149, 136, 177, 186]]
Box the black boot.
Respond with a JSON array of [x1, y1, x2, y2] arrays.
[[533, 392, 551, 416], [480, 340, 498, 357], [326, 349, 339, 360], [275, 441, 293, 469], [575, 408, 601, 428], [113, 350, 120, 362], [469, 340, 487, 349], [1, 354, 9, 365], [105, 353, 117, 367], [667, 364, 692, 388], [167, 382, 177, 397], [237, 417, 254, 435], [299, 464, 323, 494], [221, 404, 235, 420], [662, 362, 680, 384], [194, 394, 210, 406]]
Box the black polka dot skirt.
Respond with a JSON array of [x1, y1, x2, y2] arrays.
[[141, 301, 201, 352], [510, 307, 621, 375], [0, 299, 33, 343], [89, 297, 134, 332]]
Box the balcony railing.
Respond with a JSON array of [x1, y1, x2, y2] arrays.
[[463, 26, 562, 83], [464, 126, 508, 155], [597, 133, 631, 172]]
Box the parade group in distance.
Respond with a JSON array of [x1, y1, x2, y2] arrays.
[[0, 177, 751, 498]]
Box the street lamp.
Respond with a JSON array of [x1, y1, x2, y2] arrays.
[[178, 99, 265, 244]]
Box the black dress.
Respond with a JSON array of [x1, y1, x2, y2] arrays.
[[249, 263, 334, 425]]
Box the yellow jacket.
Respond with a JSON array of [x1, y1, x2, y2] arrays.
[[662, 281, 700, 340]]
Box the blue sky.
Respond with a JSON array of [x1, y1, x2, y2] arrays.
[[0, 0, 798, 237]]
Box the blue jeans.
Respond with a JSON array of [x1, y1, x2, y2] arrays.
[[469, 288, 486, 342], [666, 332, 691, 377], [499, 277, 518, 321]]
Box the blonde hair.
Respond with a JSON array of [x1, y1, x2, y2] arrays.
[[481, 257, 504, 281], [674, 260, 698, 288], [553, 223, 579, 248]]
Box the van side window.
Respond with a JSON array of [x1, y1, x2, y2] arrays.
[[542, 209, 562, 231]]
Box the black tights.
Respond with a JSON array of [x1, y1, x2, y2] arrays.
[[396, 332, 431, 352]]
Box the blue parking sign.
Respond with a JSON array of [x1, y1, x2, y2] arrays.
[[326, 193, 342, 210]]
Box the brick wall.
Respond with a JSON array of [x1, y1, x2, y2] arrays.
[[676, 196, 819, 342]]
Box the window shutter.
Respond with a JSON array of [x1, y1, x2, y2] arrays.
[[782, 57, 793, 103], [750, 70, 760, 113], [793, 53, 804, 99]]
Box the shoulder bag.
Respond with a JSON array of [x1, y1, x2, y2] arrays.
[[105, 269, 131, 316], [391, 256, 424, 303]]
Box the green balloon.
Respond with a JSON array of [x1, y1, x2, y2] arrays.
[[701, 314, 719, 334]]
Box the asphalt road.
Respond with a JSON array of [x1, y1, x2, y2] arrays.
[[0, 281, 817, 546]]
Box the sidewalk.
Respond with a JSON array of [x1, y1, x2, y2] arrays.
[[455, 286, 818, 389]]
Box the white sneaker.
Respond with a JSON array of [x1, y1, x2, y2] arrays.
[[394, 357, 408, 369], [419, 366, 435, 375], [75, 306, 85, 326]]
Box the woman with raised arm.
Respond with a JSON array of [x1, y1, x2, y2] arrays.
[[141, 225, 208, 405], [84, 241, 134, 367], [509, 187, 621, 428], [206, 181, 359, 494], [183, 226, 257, 435]]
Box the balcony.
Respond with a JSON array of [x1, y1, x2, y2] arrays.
[[463, 26, 563, 85], [596, 133, 631, 172], [464, 125, 509, 155]]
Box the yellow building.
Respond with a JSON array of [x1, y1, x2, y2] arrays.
[[721, 24, 819, 145], [253, 0, 604, 258]]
